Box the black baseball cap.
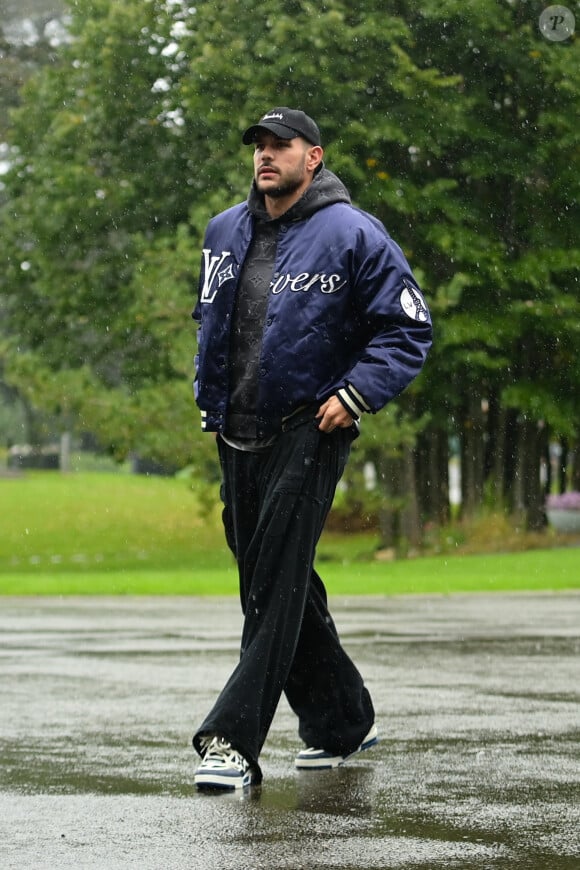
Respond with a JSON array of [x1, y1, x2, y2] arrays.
[[242, 107, 322, 146]]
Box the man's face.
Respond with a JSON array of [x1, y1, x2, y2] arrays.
[[253, 132, 312, 200]]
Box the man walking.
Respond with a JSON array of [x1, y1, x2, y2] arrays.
[[192, 107, 432, 789]]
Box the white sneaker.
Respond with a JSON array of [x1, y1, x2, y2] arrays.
[[194, 736, 253, 790], [295, 724, 379, 770]]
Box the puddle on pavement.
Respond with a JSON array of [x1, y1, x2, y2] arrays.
[[1, 736, 578, 869], [1, 594, 579, 868]]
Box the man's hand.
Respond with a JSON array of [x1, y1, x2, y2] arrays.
[[316, 396, 355, 433]]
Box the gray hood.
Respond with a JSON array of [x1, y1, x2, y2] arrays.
[[247, 165, 351, 223]]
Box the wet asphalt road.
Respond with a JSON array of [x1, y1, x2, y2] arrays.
[[0, 593, 579, 870]]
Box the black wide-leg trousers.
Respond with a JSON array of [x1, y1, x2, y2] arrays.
[[192, 411, 375, 781]]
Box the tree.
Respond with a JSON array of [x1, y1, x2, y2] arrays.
[[1, 0, 71, 443], [1, 1, 68, 139], [1, 0, 196, 456], [0, 0, 452, 468], [0, 0, 578, 540], [406, 0, 580, 527]]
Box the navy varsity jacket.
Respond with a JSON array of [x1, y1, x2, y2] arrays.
[[193, 170, 432, 438]]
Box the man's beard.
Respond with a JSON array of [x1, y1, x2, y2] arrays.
[[259, 176, 304, 199], [256, 163, 306, 199]]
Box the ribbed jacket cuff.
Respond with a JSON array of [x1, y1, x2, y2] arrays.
[[336, 384, 371, 419]]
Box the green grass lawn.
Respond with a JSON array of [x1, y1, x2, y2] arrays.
[[1, 471, 579, 596], [0, 470, 228, 573], [2, 548, 579, 596]]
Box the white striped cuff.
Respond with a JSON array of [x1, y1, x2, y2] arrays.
[[336, 383, 371, 419]]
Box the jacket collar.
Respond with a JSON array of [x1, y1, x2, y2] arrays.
[[247, 165, 351, 224]]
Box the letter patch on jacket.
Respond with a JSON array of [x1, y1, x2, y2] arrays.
[[400, 278, 429, 322], [200, 249, 234, 304]]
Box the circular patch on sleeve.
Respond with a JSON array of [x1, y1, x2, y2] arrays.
[[400, 279, 429, 322]]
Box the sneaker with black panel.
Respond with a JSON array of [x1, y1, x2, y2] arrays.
[[194, 736, 254, 790], [294, 724, 379, 770]]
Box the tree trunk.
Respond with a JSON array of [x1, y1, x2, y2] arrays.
[[503, 409, 518, 510], [528, 422, 548, 530], [512, 415, 527, 516], [487, 391, 507, 508], [461, 394, 485, 517], [511, 415, 546, 530], [376, 454, 398, 547], [572, 441, 580, 490], [400, 444, 421, 551], [416, 424, 449, 525], [559, 437, 569, 493]]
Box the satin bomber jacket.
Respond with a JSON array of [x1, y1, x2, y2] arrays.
[[192, 200, 433, 438]]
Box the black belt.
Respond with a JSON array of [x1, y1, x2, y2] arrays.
[[280, 404, 320, 433]]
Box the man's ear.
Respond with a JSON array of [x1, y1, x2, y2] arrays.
[[306, 145, 324, 172]]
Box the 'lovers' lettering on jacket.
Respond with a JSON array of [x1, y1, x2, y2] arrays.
[[270, 272, 346, 294], [200, 247, 347, 304]]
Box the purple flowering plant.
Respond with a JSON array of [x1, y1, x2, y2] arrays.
[[545, 491, 580, 511]]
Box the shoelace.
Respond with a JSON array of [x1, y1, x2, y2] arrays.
[[198, 734, 213, 756], [204, 737, 248, 770]]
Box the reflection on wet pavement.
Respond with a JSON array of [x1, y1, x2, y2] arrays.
[[0, 594, 579, 869]]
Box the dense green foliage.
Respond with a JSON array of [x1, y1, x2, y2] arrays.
[[1, 0, 579, 535]]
